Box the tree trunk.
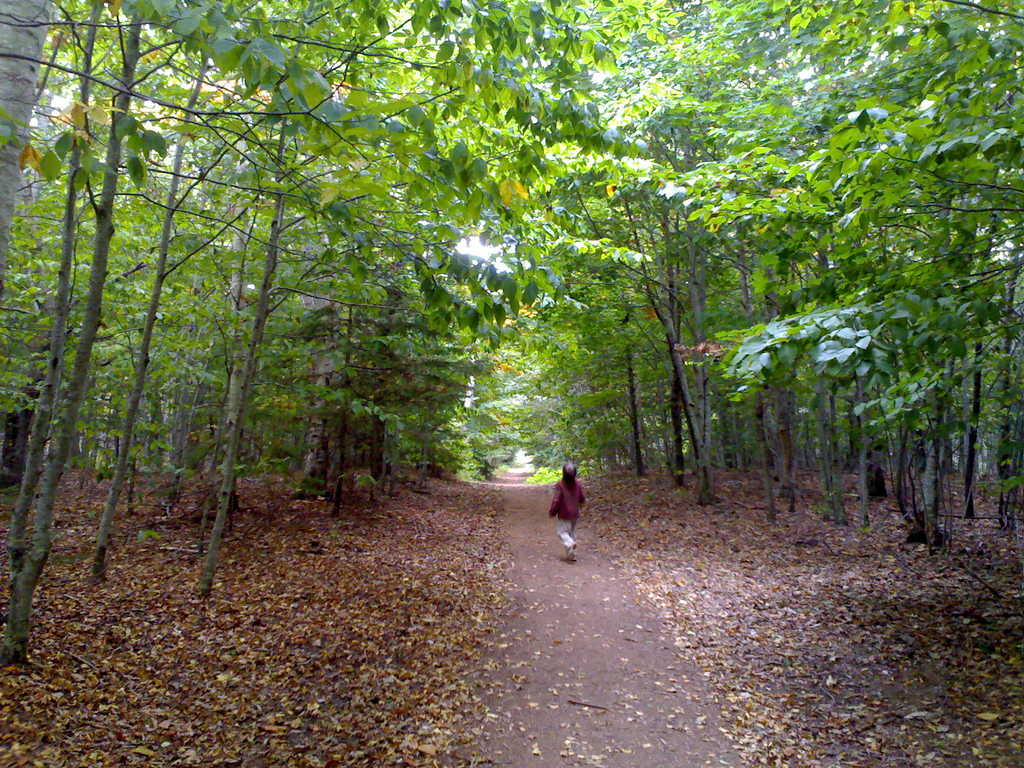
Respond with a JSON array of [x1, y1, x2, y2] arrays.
[[198, 383, 233, 555], [963, 343, 982, 520], [663, 335, 713, 503], [3, 5, 99, 631], [303, 354, 333, 488], [816, 380, 845, 525], [755, 391, 777, 524], [774, 386, 797, 513], [856, 378, 870, 528], [165, 378, 206, 515], [331, 407, 351, 516], [0, 0, 51, 300], [669, 367, 685, 486], [922, 426, 942, 546], [198, 185, 288, 597], [0, 408, 32, 488], [92, 60, 208, 581], [3, 16, 140, 664], [626, 351, 645, 477]]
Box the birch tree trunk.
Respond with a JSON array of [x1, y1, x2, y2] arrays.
[[198, 187, 288, 597], [2, 16, 140, 664], [0, 0, 50, 300], [91, 60, 209, 580]]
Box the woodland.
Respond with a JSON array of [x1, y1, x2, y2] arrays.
[[0, 0, 1023, 765]]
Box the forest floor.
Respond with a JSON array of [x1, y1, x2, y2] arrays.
[[0, 470, 1021, 767]]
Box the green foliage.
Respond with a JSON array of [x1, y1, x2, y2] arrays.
[[525, 466, 560, 485]]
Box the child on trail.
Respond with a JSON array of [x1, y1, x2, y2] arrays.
[[549, 462, 585, 562]]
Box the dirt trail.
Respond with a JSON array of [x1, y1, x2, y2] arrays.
[[474, 472, 739, 767]]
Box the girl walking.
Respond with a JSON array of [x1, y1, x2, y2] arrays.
[[549, 462, 585, 561]]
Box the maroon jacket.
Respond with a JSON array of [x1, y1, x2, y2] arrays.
[[549, 479, 585, 521]]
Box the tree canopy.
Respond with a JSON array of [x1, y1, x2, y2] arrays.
[[1, 0, 1023, 664]]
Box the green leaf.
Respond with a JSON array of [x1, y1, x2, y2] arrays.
[[39, 149, 61, 181], [54, 132, 73, 158], [115, 114, 138, 142], [450, 141, 468, 165], [437, 41, 455, 62], [523, 282, 540, 305], [127, 155, 146, 187], [141, 130, 167, 158], [407, 104, 426, 127]]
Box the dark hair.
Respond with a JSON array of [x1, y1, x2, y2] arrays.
[[562, 462, 577, 485]]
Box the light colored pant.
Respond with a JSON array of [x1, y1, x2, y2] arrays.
[[556, 517, 577, 549]]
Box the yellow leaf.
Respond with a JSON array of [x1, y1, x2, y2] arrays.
[[499, 178, 514, 207], [132, 746, 157, 757], [977, 712, 1000, 721], [70, 102, 87, 130], [104, 0, 122, 16], [606, 184, 616, 198], [18, 144, 41, 172], [499, 177, 530, 206], [88, 102, 109, 126]]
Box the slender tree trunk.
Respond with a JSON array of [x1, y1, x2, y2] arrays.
[[674, 350, 712, 501], [663, 335, 712, 502], [332, 407, 350, 515], [775, 387, 797, 513], [684, 229, 715, 504], [669, 367, 685, 486], [92, 60, 208, 580], [198, 184, 288, 597], [165, 377, 205, 515], [816, 380, 845, 525], [3, 17, 141, 664], [755, 391, 777, 524], [996, 278, 1018, 526], [922, 425, 942, 546], [198, 382, 233, 555], [303, 354, 332, 487], [0, 0, 51, 300], [626, 351, 645, 477], [964, 343, 983, 520], [691, 358, 714, 502], [856, 379, 870, 528], [125, 457, 137, 516]]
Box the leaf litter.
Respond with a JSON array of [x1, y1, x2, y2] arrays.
[[2, 470, 1021, 768], [1, 476, 510, 767], [582, 471, 1023, 768]]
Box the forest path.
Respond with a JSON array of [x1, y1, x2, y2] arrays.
[[472, 472, 739, 767]]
